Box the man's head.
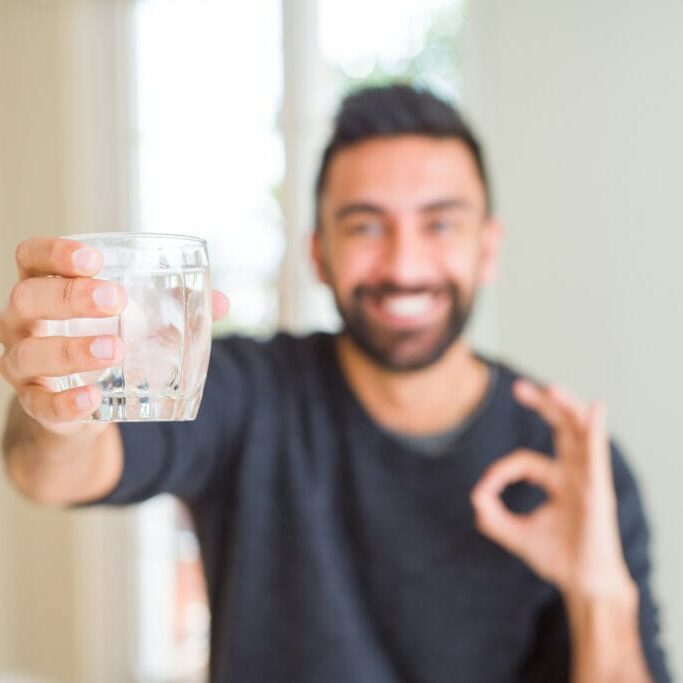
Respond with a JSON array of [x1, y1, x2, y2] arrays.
[[312, 84, 502, 372]]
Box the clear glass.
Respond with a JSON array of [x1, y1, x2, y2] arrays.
[[46, 232, 212, 422]]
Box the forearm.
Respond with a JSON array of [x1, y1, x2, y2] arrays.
[[565, 580, 653, 683], [2, 395, 123, 505]]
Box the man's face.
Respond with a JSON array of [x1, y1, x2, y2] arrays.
[[313, 134, 501, 371]]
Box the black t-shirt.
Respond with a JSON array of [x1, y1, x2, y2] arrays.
[[99, 333, 671, 683]]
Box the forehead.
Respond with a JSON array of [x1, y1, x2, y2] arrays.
[[322, 135, 485, 213]]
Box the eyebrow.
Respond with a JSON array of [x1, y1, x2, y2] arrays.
[[333, 197, 471, 222], [418, 198, 472, 213], [334, 202, 385, 221]]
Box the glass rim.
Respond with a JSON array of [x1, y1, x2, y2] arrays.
[[64, 231, 207, 246]]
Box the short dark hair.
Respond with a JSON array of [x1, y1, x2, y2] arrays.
[[314, 84, 492, 228]]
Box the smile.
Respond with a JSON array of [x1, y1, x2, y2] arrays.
[[364, 291, 449, 328], [381, 293, 434, 317]]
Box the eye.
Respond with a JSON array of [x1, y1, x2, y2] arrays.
[[347, 221, 384, 237], [427, 218, 456, 234]]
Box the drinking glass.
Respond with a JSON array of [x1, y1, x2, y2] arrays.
[[46, 232, 212, 421]]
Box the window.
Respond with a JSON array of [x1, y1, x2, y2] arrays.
[[135, 0, 284, 334], [132, 1, 282, 679], [319, 0, 463, 98], [131, 1, 464, 679]]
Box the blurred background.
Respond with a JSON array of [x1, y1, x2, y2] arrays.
[[0, 0, 681, 681]]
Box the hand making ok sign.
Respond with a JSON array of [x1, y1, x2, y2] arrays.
[[470, 379, 655, 681], [470, 378, 634, 598]]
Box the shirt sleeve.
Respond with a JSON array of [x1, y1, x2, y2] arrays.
[[517, 591, 570, 682], [518, 443, 672, 683], [89, 335, 251, 506], [611, 443, 672, 683]]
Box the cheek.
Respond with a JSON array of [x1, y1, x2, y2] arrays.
[[328, 243, 384, 288], [436, 245, 486, 298], [440, 250, 474, 281]]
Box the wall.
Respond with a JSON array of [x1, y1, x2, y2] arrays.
[[463, 0, 683, 676], [0, 1, 77, 678], [0, 1, 135, 681]]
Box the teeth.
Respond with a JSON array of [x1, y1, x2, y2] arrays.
[[382, 294, 433, 317]]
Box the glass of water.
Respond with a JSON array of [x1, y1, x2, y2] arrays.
[[46, 232, 213, 421]]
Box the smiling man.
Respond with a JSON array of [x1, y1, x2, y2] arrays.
[[316, 134, 490, 374], [1, 85, 671, 682]]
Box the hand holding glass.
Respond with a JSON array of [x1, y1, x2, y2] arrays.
[[47, 233, 212, 421]]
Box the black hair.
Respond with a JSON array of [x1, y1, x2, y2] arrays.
[[314, 83, 492, 228]]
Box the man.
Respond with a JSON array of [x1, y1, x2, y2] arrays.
[[0, 85, 671, 682]]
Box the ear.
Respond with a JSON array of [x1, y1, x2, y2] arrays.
[[477, 216, 503, 285], [310, 229, 331, 285]]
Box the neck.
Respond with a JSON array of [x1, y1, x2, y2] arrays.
[[335, 333, 490, 436]]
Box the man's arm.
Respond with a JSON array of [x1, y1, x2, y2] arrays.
[[565, 586, 650, 682], [2, 395, 123, 504], [0, 236, 229, 507]]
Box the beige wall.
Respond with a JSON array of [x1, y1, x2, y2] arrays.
[[0, 1, 134, 681], [0, 1, 77, 678], [464, 0, 683, 676]]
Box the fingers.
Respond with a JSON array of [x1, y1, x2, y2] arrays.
[[473, 449, 559, 498], [471, 488, 529, 555], [588, 400, 607, 441], [211, 290, 229, 321], [513, 379, 600, 454], [471, 449, 557, 554], [513, 379, 579, 433], [587, 400, 613, 480], [8, 276, 127, 322], [546, 384, 590, 433], [514, 378, 607, 437], [19, 383, 102, 423], [1, 335, 123, 383], [15, 238, 103, 279]]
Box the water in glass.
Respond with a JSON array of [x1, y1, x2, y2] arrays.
[[46, 233, 212, 421]]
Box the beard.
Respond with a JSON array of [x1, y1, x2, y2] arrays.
[[333, 280, 475, 372]]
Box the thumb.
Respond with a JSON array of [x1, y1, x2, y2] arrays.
[[211, 290, 229, 321]]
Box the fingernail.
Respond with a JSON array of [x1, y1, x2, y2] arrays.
[[90, 337, 115, 360], [93, 284, 120, 310], [72, 248, 100, 273], [75, 389, 96, 410]]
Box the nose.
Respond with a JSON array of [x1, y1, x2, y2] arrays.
[[381, 222, 434, 285]]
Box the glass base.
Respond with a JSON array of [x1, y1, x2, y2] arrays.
[[86, 391, 202, 422]]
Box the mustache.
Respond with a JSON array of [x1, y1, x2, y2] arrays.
[[353, 282, 456, 300]]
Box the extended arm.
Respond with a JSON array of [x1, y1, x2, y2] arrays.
[[3, 395, 123, 504], [1, 237, 228, 505]]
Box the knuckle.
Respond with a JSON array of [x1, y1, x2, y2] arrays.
[[9, 281, 28, 315], [11, 338, 32, 373], [17, 388, 36, 419], [61, 277, 79, 308], [50, 239, 68, 270], [58, 337, 79, 367], [51, 394, 73, 422], [14, 239, 31, 268]]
